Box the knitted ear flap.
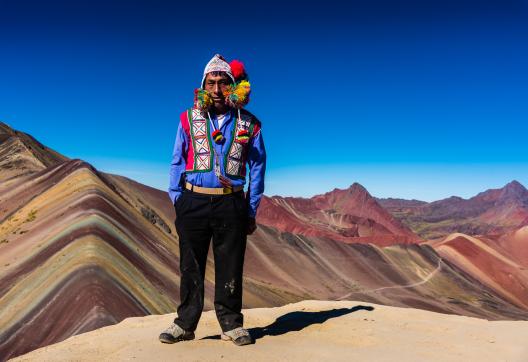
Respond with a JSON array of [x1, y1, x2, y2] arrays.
[[194, 88, 213, 111], [223, 80, 251, 109]]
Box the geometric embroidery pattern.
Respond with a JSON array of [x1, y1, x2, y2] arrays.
[[227, 158, 241, 175], [230, 142, 243, 159], [196, 154, 210, 170], [194, 136, 209, 154], [186, 108, 256, 176], [190, 110, 212, 171], [225, 112, 254, 178], [192, 120, 207, 137]]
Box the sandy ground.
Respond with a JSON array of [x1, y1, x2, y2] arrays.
[[11, 300, 528, 362]]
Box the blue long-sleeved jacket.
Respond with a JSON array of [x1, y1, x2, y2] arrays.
[[168, 108, 266, 218]]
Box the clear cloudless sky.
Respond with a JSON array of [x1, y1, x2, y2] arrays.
[[1, 0, 527, 201]]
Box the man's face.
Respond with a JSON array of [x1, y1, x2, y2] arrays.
[[204, 72, 231, 108]]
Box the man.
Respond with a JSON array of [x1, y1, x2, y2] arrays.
[[160, 54, 266, 346]]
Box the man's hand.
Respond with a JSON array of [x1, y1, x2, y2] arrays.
[[247, 217, 257, 235]]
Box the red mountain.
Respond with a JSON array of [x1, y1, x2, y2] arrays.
[[257, 183, 422, 247], [426, 225, 528, 310], [377, 180, 528, 239]]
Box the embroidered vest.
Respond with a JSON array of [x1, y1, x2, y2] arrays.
[[180, 108, 260, 178]]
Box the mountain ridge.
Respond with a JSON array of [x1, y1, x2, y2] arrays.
[[2, 122, 528, 360], [377, 180, 528, 238], [0, 121, 68, 183]]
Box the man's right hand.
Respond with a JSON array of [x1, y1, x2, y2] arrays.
[[174, 194, 182, 209], [247, 217, 257, 235]]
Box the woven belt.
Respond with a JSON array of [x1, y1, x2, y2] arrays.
[[185, 182, 243, 195]]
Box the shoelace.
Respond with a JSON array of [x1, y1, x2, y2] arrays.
[[230, 327, 249, 338], [166, 323, 183, 335]]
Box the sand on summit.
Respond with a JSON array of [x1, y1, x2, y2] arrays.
[[11, 300, 528, 362]]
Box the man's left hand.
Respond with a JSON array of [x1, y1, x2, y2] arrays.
[[247, 217, 257, 235]]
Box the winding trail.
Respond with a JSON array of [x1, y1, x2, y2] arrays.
[[338, 259, 443, 300]]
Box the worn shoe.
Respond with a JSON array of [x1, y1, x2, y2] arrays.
[[221, 327, 253, 346], [159, 322, 195, 344]]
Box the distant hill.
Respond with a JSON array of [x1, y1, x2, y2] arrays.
[[376, 180, 528, 239]]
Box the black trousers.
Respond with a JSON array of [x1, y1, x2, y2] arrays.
[[173, 188, 248, 333]]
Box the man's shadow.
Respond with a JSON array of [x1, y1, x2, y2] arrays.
[[201, 304, 374, 341]]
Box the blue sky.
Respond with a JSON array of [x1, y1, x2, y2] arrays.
[[1, 0, 527, 201]]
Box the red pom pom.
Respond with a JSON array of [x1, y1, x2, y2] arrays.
[[229, 60, 246, 80]]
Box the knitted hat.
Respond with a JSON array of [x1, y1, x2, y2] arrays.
[[194, 54, 250, 111], [201, 54, 235, 88]]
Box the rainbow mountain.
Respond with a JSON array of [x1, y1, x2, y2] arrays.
[[1, 121, 527, 360]]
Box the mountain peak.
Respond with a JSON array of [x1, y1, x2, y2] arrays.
[[323, 182, 370, 198], [0, 121, 16, 141], [497, 180, 528, 206], [503, 180, 526, 191], [0, 122, 69, 181], [347, 182, 368, 194], [1, 121, 14, 131]]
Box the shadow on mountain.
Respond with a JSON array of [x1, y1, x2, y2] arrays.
[[200, 305, 374, 341]]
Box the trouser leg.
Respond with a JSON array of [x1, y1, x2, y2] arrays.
[[173, 192, 212, 332], [212, 191, 248, 332]]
